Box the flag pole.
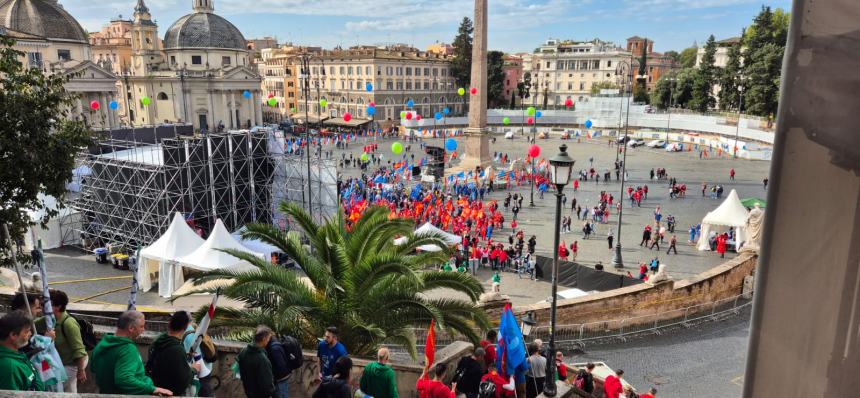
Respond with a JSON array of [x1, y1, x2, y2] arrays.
[[36, 239, 55, 330]]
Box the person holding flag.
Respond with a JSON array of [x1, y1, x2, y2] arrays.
[[495, 304, 530, 397]]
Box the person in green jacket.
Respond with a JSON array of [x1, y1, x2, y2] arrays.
[[237, 325, 276, 398], [359, 346, 398, 398], [0, 310, 43, 391], [147, 311, 201, 396], [90, 310, 172, 396]]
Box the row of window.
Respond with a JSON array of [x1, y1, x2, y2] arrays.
[[170, 55, 235, 66], [543, 59, 609, 71], [27, 50, 71, 68], [310, 65, 449, 77]]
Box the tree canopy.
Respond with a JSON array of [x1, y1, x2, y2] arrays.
[[689, 35, 718, 112], [487, 50, 506, 108], [0, 37, 93, 264], [678, 47, 699, 69], [451, 17, 474, 90]]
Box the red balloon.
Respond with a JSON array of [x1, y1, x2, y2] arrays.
[[90, 100, 100, 110], [470, 87, 478, 95], [405, 112, 413, 120], [416, 114, 422, 121], [527, 117, 534, 125], [343, 112, 352, 122], [369, 101, 375, 107], [528, 145, 541, 158], [565, 98, 574, 108], [268, 93, 274, 98]]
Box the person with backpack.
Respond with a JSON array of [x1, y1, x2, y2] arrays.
[[453, 347, 484, 398], [35, 290, 88, 392], [572, 363, 594, 393], [360, 346, 398, 398], [479, 362, 515, 398], [0, 311, 43, 391], [237, 325, 276, 398], [182, 320, 218, 397], [314, 356, 354, 398], [267, 334, 304, 398], [90, 310, 172, 396], [147, 311, 201, 396]]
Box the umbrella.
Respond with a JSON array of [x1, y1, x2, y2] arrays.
[[741, 197, 767, 209]]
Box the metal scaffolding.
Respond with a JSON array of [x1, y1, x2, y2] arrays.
[[72, 129, 337, 251]]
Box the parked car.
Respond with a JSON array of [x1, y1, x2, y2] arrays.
[[627, 139, 645, 147], [665, 143, 684, 152], [646, 140, 667, 148], [616, 135, 631, 144]]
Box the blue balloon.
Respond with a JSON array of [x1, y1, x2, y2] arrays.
[[443, 107, 450, 115], [585, 119, 593, 128], [434, 112, 443, 120], [536, 111, 543, 118], [406, 99, 414, 108], [445, 138, 458, 151], [366, 83, 373, 92], [109, 100, 119, 110], [367, 106, 376, 116], [243, 90, 252, 99]]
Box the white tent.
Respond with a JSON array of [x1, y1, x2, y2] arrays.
[[138, 213, 205, 296], [697, 189, 750, 251], [394, 222, 462, 252], [24, 194, 79, 251], [172, 219, 264, 293], [231, 226, 281, 260]]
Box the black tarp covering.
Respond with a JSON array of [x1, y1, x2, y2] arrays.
[[534, 255, 643, 292]]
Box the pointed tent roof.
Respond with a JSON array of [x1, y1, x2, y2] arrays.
[[702, 189, 749, 227], [140, 213, 205, 262], [177, 219, 264, 272]]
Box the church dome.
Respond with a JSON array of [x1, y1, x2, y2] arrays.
[[0, 0, 88, 43], [163, 12, 246, 50]]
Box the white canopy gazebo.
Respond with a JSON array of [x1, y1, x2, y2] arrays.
[[697, 189, 750, 251], [393, 222, 462, 252], [24, 194, 80, 251], [138, 213, 205, 296], [167, 219, 264, 297]]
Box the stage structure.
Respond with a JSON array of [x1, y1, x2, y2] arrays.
[[72, 128, 337, 251]]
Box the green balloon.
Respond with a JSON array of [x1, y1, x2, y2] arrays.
[[267, 98, 277, 107], [503, 117, 510, 125], [360, 153, 369, 162], [141, 96, 151, 106], [400, 110, 406, 118], [391, 142, 403, 154], [290, 107, 297, 113], [320, 99, 328, 107], [458, 88, 465, 96], [527, 106, 536, 117]]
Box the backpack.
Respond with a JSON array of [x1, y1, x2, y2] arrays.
[[183, 330, 219, 363], [478, 380, 496, 398], [279, 335, 303, 371], [60, 314, 97, 351], [573, 372, 585, 390]]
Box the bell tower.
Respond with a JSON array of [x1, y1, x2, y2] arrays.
[[130, 0, 162, 74]]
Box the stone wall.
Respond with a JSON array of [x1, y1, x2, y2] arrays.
[[514, 253, 756, 328]]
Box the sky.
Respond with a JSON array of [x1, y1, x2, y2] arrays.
[[64, 0, 792, 53]]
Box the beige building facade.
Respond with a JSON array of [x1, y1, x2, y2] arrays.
[[119, 0, 262, 130], [0, 0, 119, 129], [89, 18, 138, 76], [523, 39, 630, 107], [297, 45, 459, 125], [257, 45, 320, 122]]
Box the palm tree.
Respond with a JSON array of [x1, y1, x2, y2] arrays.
[[178, 202, 490, 358]]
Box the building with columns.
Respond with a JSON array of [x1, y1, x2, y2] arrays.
[[0, 0, 119, 129], [119, 0, 262, 131], [297, 45, 458, 126]]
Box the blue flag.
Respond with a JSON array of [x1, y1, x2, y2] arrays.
[[496, 304, 529, 377]]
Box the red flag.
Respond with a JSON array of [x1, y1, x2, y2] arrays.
[[424, 319, 436, 376]]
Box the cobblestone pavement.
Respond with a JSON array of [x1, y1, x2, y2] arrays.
[[41, 132, 770, 308], [569, 307, 751, 398]]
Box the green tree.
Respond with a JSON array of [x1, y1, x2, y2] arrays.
[[742, 6, 788, 118], [672, 68, 696, 108], [678, 47, 698, 68], [718, 38, 743, 111], [0, 37, 92, 264], [451, 17, 474, 90], [664, 50, 680, 64], [689, 35, 718, 112], [650, 72, 678, 110], [590, 81, 620, 95], [180, 202, 489, 358], [486, 50, 506, 108], [633, 84, 650, 104]]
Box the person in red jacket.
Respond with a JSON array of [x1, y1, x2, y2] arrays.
[[480, 363, 516, 398], [716, 234, 728, 258], [479, 330, 498, 369], [640, 387, 657, 398], [603, 369, 624, 398], [555, 351, 568, 381], [417, 363, 456, 398], [558, 243, 569, 261]]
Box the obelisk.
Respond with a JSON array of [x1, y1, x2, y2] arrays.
[[460, 0, 491, 171]]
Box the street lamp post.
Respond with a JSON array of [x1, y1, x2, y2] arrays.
[[543, 144, 575, 398], [734, 85, 744, 158], [299, 54, 325, 214], [612, 55, 635, 269]]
